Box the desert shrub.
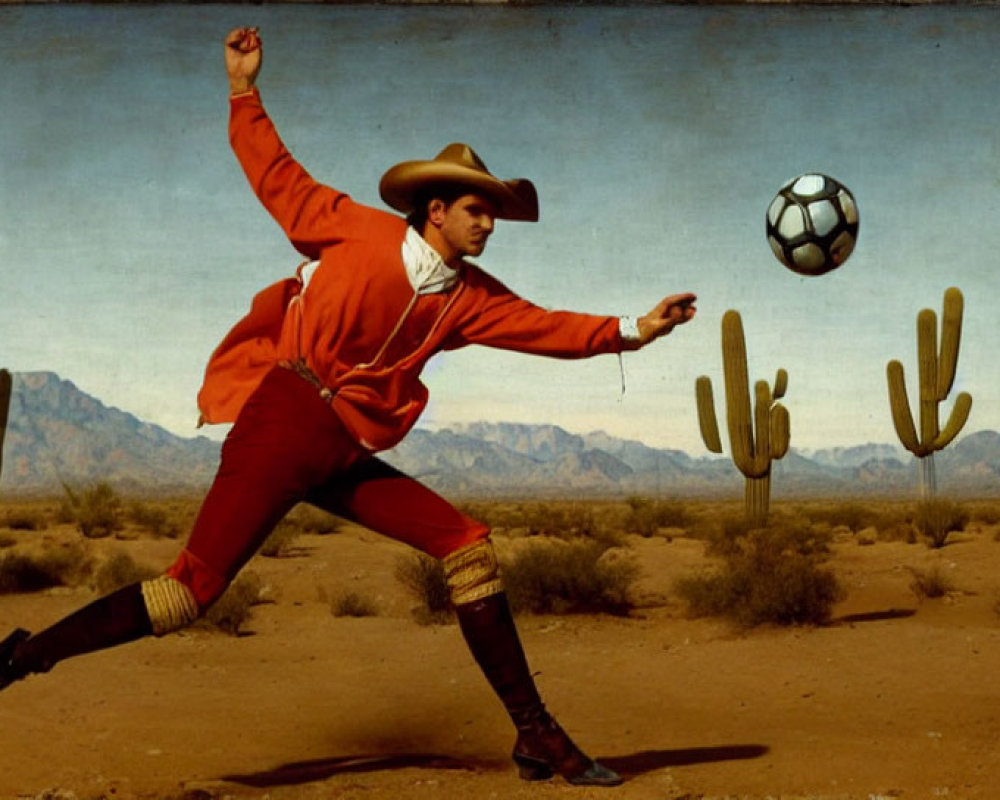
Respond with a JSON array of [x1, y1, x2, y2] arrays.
[[914, 498, 969, 548], [804, 501, 878, 533], [870, 506, 917, 543], [4, 508, 45, 531], [969, 502, 1000, 526], [0, 543, 93, 594], [0, 553, 66, 593], [128, 501, 182, 539], [700, 511, 828, 559], [456, 501, 624, 546], [675, 527, 843, 627], [331, 589, 379, 618], [909, 564, 955, 599], [702, 513, 754, 558], [624, 496, 693, 537], [63, 482, 124, 539], [54, 497, 77, 525], [522, 503, 596, 537], [455, 501, 522, 531], [200, 571, 271, 635], [285, 504, 344, 535], [769, 516, 832, 556], [92, 551, 160, 595], [259, 519, 301, 558], [395, 552, 451, 624], [502, 538, 638, 616], [395, 536, 640, 620]]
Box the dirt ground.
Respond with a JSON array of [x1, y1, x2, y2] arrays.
[[2, 512, 1000, 800]]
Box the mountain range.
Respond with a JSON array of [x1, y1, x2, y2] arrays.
[[3, 371, 1000, 499]]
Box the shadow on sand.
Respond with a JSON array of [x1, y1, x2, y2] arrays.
[[221, 754, 492, 787], [600, 744, 769, 779], [221, 743, 769, 787], [833, 608, 916, 624]]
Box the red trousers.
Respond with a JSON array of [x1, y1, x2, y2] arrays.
[[167, 366, 489, 609]]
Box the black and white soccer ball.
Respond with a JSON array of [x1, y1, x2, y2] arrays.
[[766, 174, 859, 276]]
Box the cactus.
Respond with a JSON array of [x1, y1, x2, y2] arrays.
[[887, 287, 972, 500], [0, 369, 10, 484], [696, 311, 790, 527]]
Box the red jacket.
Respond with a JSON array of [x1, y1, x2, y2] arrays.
[[198, 89, 625, 452]]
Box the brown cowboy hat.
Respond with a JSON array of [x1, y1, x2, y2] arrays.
[[379, 143, 539, 222]]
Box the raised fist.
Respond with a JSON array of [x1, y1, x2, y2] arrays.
[[225, 27, 262, 94]]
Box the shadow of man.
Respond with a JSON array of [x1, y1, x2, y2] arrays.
[[221, 743, 770, 788], [600, 743, 770, 780], [222, 753, 492, 787]]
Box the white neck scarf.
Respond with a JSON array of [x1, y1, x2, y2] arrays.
[[402, 226, 459, 295]]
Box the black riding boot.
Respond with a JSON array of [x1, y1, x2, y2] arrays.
[[0, 583, 153, 691], [455, 591, 622, 786]]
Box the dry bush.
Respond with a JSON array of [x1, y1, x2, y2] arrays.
[[395, 535, 640, 621], [520, 502, 616, 542], [259, 506, 343, 557], [62, 482, 124, 539], [624, 496, 694, 537], [54, 497, 77, 525], [914, 498, 969, 548], [454, 501, 524, 532], [675, 526, 843, 628], [458, 501, 623, 546], [869, 504, 918, 543], [3, 508, 46, 531], [92, 551, 160, 595], [259, 519, 302, 558], [395, 552, 451, 624], [200, 571, 272, 635], [285, 503, 344, 535], [330, 589, 379, 618], [968, 501, 1000, 526], [909, 564, 955, 599], [802, 501, 879, 533], [702, 512, 754, 558], [701, 509, 829, 560], [127, 501, 182, 539], [0, 542, 93, 594], [502, 537, 638, 616]]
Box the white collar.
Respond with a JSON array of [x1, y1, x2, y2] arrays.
[[401, 226, 459, 295]]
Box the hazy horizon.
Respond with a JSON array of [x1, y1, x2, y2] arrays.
[[9, 367, 985, 460]]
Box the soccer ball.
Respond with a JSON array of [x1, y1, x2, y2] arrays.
[[766, 173, 859, 276]]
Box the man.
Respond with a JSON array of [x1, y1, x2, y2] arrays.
[[0, 27, 697, 788]]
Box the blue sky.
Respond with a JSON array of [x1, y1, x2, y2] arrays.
[[2, 5, 999, 453]]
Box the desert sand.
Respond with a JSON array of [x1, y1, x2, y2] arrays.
[[2, 508, 999, 800]]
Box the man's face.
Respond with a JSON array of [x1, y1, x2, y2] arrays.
[[433, 193, 498, 259]]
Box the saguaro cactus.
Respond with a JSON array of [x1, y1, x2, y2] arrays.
[[696, 310, 790, 527], [0, 369, 10, 484], [886, 287, 972, 499]]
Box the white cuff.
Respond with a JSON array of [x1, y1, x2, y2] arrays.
[[619, 316, 641, 342]]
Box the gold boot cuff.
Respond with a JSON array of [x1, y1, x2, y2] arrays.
[[141, 576, 199, 636], [443, 539, 503, 606]]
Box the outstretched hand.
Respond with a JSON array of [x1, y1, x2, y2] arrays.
[[632, 292, 697, 348], [225, 27, 262, 94]]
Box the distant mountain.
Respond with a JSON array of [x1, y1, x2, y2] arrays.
[[2, 372, 220, 494], [392, 424, 1000, 498], [3, 371, 1000, 498], [799, 442, 905, 469]]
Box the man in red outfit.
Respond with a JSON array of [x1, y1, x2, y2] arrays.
[[1, 27, 697, 787]]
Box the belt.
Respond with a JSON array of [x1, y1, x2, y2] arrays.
[[277, 359, 334, 403]]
